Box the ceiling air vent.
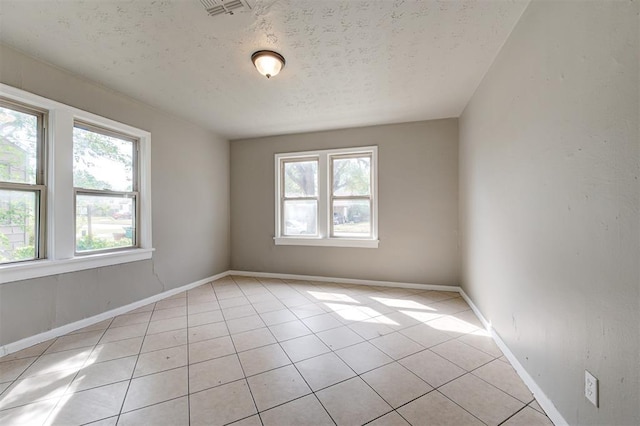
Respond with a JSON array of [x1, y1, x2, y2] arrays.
[[200, 0, 252, 16]]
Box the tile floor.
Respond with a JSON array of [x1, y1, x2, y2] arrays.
[[0, 276, 554, 426]]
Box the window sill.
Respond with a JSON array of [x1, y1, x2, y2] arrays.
[[274, 237, 379, 248], [0, 248, 155, 284]]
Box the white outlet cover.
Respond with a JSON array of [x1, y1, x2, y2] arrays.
[[585, 370, 599, 407]]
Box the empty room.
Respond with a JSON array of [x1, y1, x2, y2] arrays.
[[0, 0, 637, 425]]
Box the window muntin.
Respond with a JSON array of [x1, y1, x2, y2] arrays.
[[0, 99, 46, 264], [281, 158, 318, 236], [331, 153, 372, 238], [275, 146, 377, 247], [73, 122, 139, 254]]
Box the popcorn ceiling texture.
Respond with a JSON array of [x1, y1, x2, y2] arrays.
[[0, 0, 528, 138]]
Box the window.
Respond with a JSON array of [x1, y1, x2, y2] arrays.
[[73, 123, 138, 253], [275, 146, 378, 248], [0, 99, 47, 264], [0, 84, 152, 284]]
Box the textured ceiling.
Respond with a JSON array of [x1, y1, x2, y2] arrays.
[[0, 0, 528, 139]]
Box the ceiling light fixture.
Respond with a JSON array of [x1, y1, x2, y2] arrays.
[[251, 50, 285, 79]]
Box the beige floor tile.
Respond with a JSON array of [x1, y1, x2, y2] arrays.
[[335, 342, 393, 374], [440, 373, 525, 425], [451, 310, 485, 329], [146, 316, 187, 335], [69, 320, 113, 335], [187, 293, 218, 305], [301, 313, 343, 333], [399, 349, 465, 388], [399, 323, 453, 348], [370, 332, 424, 360], [0, 340, 53, 362], [110, 312, 152, 328], [47, 381, 128, 425], [361, 362, 432, 408], [155, 297, 187, 310], [100, 323, 148, 344], [228, 414, 262, 426], [187, 301, 220, 313], [316, 377, 392, 426], [398, 390, 483, 426], [0, 357, 37, 383], [133, 345, 187, 377], [140, 329, 188, 353], [187, 310, 225, 327], [367, 411, 411, 426], [246, 291, 278, 304], [69, 355, 136, 392], [232, 327, 277, 352], [529, 399, 547, 414], [122, 367, 188, 412], [237, 344, 291, 376], [295, 352, 356, 391], [0, 382, 10, 394], [290, 303, 327, 319], [188, 322, 229, 343], [0, 398, 58, 425], [280, 335, 331, 362], [426, 315, 480, 337], [21, 347, 93, 378], [218, 296, 251, 309], [252, 300, 286, 314], [260, 394, 334, 426], [222, 305, 258, 321], [431, 340, 494, 371], [316, 326, 364, 350], [268, 320, 312, 341], [457, 330, 503, 357], [382, 312, 423, 330], [150, 306, 188, 322], [259, 309, 298, 326], [0, 368, 76, 410], [347, 321, 395, 340], [503, 406, 554, 425], [247, 364, 311, 411], [83, 415, 118, 425], [127, 304, 156, 315], [89, 337, 143, 364], [226, 314, 266, 335], [189, 354, 245, 393], [189, 335, 235, 364], [473, 359, 533, 403], [44, 331, 104, 355], [190, 379, 257, 426]]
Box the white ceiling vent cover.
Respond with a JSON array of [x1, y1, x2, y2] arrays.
[[200, 0, 252, 16]]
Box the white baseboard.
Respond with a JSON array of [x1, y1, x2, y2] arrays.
[[228, 270, 460, 292], [0, 270, 230, 357], [459, 289, 568, 426]]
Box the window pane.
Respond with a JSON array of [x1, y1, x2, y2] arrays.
[[0, 106, 38, 185], [283, 200, 317, 236], [333, 156, 371, 196], [0, 189, 37, 263], [73, 126, 134, 192], [284, 160, 317, 197], [76, 194, 135, 252], [333, 199, 371, 237]]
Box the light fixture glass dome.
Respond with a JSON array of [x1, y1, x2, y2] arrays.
[[251, 50, 285, 78]]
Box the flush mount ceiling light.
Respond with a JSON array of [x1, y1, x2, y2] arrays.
[[251, 50, 285, 78]]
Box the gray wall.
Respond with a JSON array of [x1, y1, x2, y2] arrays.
[[459, 2, 639, 425], [231, 119, 459, 285], [0, 45, 231, 346]]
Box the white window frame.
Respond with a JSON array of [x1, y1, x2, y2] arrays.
[[275, 146, 379, 248], [0, 84, 153, 284]]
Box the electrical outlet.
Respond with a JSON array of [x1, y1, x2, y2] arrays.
[[585, 370, 598, 407]]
